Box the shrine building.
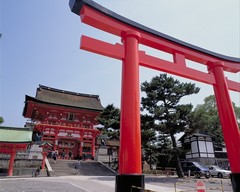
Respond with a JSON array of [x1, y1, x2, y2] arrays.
[[22, 85, 104, 160]]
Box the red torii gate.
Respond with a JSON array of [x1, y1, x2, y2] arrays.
[[69, 0, 240, 191], [0, 143, 29, 176], [0, 126, 32, 176]]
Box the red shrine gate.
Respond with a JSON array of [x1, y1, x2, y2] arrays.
[[69, 0, 240, 191], [0, 126, 32, 176], [23, 85, 103, 160]]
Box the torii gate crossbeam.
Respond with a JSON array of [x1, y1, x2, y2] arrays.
[[69, 0, 240, 191]]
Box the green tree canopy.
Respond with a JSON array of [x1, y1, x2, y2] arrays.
[[141, 73, 200, 177], [96, 104, 120, 140], [0, 117, 3, 124], [190, 95, 240, 146], [97, 104, 120, 130]]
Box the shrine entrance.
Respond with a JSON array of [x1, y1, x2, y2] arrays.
[[69, 1, 240, 191], [57, 138, 95, 160], [58, 138, 78, 159], [23, 85, 103, 161]]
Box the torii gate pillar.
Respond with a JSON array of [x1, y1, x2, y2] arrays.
[[8, 150, 16, 176], [210, 62, 240, 191], [116, 31, 144, 191]]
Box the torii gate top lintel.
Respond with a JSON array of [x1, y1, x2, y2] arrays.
[[69, 0, 240, 73]]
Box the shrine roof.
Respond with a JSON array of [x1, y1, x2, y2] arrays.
[[23, 85, 104, 113], [0, 126, 33, 143], [96, 139, 119, 147], [178, 132, 211, 142]]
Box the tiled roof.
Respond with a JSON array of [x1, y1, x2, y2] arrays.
[[34, 85, 104, 111], [96, 139, 119, 147], [0, 126, 32, 143]]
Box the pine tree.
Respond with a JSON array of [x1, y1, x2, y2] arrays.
[[141, 73, 200, 177], [96, 104, 120, 140]]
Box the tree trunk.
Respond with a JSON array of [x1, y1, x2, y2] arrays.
[[170, 133, 184, 178]]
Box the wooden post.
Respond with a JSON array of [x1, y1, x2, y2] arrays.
[[41, 152, 47, 170], [91, 135, 95, 159], [79, 132, 83, 158], [8, 150, 16, 176], [210, 62, 240, 192], [116, 31, 144, 192]]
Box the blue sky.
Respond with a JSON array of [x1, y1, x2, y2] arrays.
[[1, 0, 239, 127]]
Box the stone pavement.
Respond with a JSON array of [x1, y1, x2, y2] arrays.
[[0, 175, 232, 192], [0, 175, 177, 192]]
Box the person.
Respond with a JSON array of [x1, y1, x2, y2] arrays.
[[82, 154, 86, 161], [35, 166, 41, 177], [61, 150, 66, 159], [46, 168, 51, 177], [55, 149, 59, 156], [54, 149, 59, 159], [75, 160, 81, 175], [53, 152, 57, 163], [101, 139, 106, 146], [68, 151, 72, 160]]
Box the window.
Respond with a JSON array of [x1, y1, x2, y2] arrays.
[[68, 113, 74, 121]]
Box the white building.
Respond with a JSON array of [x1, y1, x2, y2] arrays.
[[179, 133, 229, 168]]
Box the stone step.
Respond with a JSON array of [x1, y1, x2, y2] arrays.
[[48, 159, 115, 176]]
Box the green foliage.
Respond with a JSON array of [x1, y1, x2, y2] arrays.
[[190, 95, 240, 146], [0, 117, 3, 124], [96, 104, 120, 140], [101, 128, 120, 140], [141, 74, 200, 135], [96, 104, 120, 130], [141, 113, 173, 166], [232, 102, 240, 127], [141, 114, 157, 145]]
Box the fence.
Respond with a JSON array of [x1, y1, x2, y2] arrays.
[[131, 178, 232, 192], [144, 167, 176, 177]]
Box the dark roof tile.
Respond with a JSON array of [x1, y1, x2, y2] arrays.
[[35, 85, 104, 111]]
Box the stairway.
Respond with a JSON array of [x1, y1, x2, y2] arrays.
[[48, 159, 77, 176], [48, 159, 115, 177]]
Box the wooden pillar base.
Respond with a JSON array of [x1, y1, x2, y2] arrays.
[[115, 174, 144, 192], [231, 173, 240, 192]]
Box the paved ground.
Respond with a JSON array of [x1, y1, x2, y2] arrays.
[[0, 175, 233, 192]]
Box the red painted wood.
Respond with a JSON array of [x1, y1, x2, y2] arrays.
[[210, 62, 240, 173], [0, 143, 28, 154], [119, 31, 142, 174], [8, 150, 16, 176], [80, 35, 239, 92], [79, 6, 240, 73]]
